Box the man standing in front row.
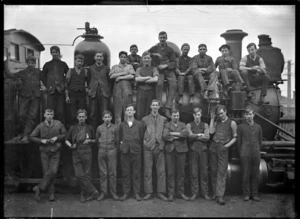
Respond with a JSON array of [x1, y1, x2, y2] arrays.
[[239, 43, 270, 105], [163, 109, 190, 201], [148, 31, 177, 118], [65, 109, 100, 203], [41, 46, 69, 123], [187, 108, 211, 201], [237, 105, 262, 202], [30, 108, 67, 201], [109, 51, 135, 125], [119, 104, 144, 201], [142, 99, 168, 201], [209, 105, 237, 205]]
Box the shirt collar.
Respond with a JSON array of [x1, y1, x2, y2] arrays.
[[249, 54, 257, 60], [45, 120, 53, 127], [118, 62, 127, 67]]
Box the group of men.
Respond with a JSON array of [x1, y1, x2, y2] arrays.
[[6, 31, 264, 205], [28, 101, 262, 206]]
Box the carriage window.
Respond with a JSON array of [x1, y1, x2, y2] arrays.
[[27, 48, 34, 57], [10, 43, 20, 61]]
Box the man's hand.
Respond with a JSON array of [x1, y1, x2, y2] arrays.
[[210, 109, 216, 120], [179, 71, 186, 76], [252, 66, 260, 71], [226, 68, 232, 72], [41, 139, 48, 144], [152, 53, 162, 59], [115, 77, 121, 82], [66, 96, 70, 104], [83, 139, 90, 144], [158, 64, 168, 70], [49, 136, 58, 144], [71, 144, 77, 149]]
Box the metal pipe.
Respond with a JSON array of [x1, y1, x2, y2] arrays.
[[262, 141, 295, 146], [255, 112, 295, 139]]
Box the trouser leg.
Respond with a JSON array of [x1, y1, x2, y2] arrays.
[[121, 152, 131, 195], [156, 73, 165, 105], [209, 142, 218, 197], [165, 71, 177, 109], [220, 70, 229, 87], [154, 148, 166, 194], [131, 153, 142, 194], [194, 72, 206, 93], [241, 156, 251, 196], [251, 154, 261, 196], [144, 149, 154, 194], [260, 74, 270, 97], [199, 149, 209, 196], [207, 71, 220, 91], [18, 96, 30, 134], [107, 150, 117, 195], [189, 150, 199, 196], [176, 152, 186, 196], [178, 76, 185, 96], [55, 92, 65, 124], [166, 150, 175, 196], [136, 89, 146, 121], [98, 152, 108, 195], [113, 86, 122, 126], [215, 144, 229, 197], [187, 75, 195, 95], [240, 70, 251, 88], [231, 69, 244, 84], [24, 97, 40, 136], [89, 97, 98, 129], [77, 91, 86, 110], [47, 151, 60, 195], [69, 91, 78, 124]]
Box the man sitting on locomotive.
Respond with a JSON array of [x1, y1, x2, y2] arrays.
[[239, 43, 270, 105], [5, 55, 42, 143], [176, 43, 195, 104], [191, 44, 219, 99], [215, 44, 245, 96], [127, 44, 143, 71]]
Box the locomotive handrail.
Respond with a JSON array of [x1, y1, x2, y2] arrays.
[[255, 112, 295, 140]]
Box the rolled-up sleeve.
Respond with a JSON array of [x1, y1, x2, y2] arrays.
[[231, 121, 238, 138]]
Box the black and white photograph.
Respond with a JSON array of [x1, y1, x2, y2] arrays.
[[4, 4, 295, 217]]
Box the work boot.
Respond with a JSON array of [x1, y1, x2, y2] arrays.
[[157, 193, 168, 201], [252, 196, 260, 202], [244, 196, 250, 201], [258, 96, 270, 105], [217, 196, 225, 205], [120, 194, 128, 201], [97, 192, 105, 201], [33, 185, 41, 201], [180, 194, 190, 201], [168, 195, 174, 202], [86, 190, 99, 201], [204, 195, 211, 201], [190, 95, 195, 104], [135, 194, 142, 201], [190, 194, 197, 201], [143, 193, 152, 201], [178, 96, 183, 105], [80, 194, 86, 203], [48, 193, 55, 202], [112, 194, 120, 201]]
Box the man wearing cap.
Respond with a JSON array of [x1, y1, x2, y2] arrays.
[[239, 43, 270, 105], [87, 52, 111, 129], [191, 44, 219, 99], [128, 44, 143, 71], [41, 46, 69, 123], [215, 44, 245, 96], [237, 105, 262, 202], [65, 54, 88, 124], [187, 108, 211, 201], [5, 55, 42, 142], [148, 31, 177, 118]]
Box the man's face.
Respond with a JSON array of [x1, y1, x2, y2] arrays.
[[103, 114, 112, 124], [130, 47, 138, 55], [171, 112, 180, 123], [221, 48, 229, 57], [125, 106, 135, 117], [44, 111, 54, 121], [244, 111, 254, 123], [150, 101, 160, 113], [181, 46, 190, 56], [77, 112, 87, 124], [27, 60, 36, 69], [75, 59, 84, 68], [198, 46, 207, 56], [94, 53, 104, 64], [217, 109, 227, 121], [51, 49, 60, 60], [119, 54, 127, 64], [247, 45, 257, 58], [158, 34, 167, 44], [193, 111, 202, 123], [142, 54, 152, 67]]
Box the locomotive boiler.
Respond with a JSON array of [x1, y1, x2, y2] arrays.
[[4, 24, 294, 193]]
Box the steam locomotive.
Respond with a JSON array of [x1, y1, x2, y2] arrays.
[[4, 22, 294, 192]]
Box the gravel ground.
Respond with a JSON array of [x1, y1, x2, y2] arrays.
[[3, 189, 295, 218]]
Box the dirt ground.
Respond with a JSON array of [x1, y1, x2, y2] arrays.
[[3, 187, 295, 218]]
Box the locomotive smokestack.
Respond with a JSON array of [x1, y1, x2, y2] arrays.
[[220, 29, 248, 65]]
